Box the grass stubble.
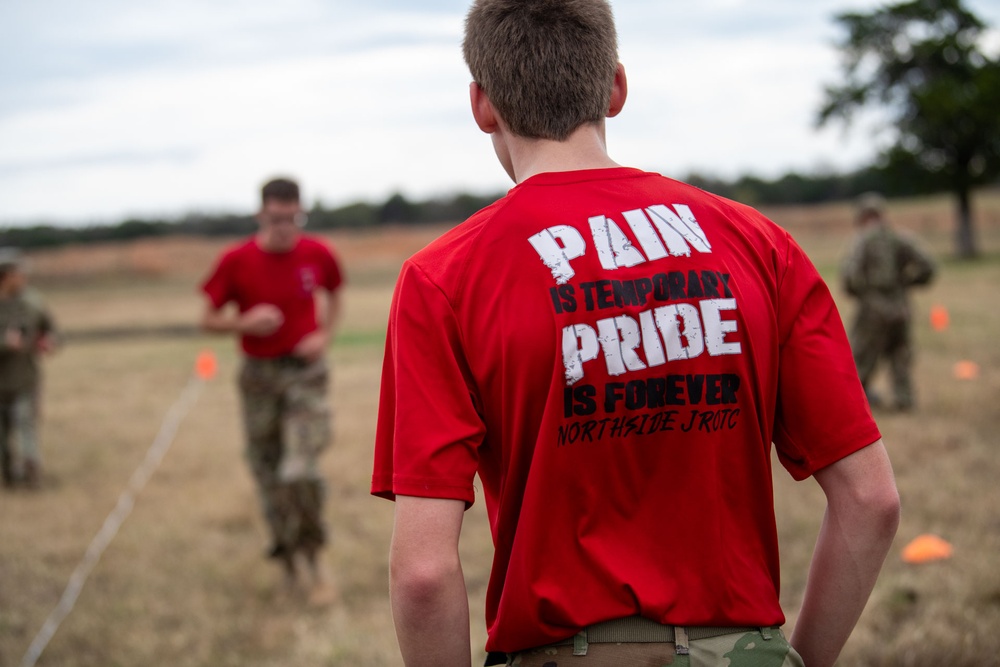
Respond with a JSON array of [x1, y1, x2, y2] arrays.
[[1, 193, 998, 666]]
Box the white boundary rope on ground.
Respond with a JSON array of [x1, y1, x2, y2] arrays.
[[20, 356, 214, 667]]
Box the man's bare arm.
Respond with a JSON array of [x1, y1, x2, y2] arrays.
[[323, 287, 343, 336], [292, 288, 342, 361], [390, 495, 471, 667], [200, 301, 283, 337], [790, 439, 900, 667]]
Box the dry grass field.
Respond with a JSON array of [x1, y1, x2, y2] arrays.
[[1, 190, 999, 666]]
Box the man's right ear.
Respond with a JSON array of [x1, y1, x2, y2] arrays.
[[607, 63, 628, 118], [470, 82, 500, 134]]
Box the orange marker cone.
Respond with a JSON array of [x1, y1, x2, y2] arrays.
[[902, 534, 953, 564], [195, 350, 218, 380], [930, 305, 949, 331], [953, 360, 980, 380]]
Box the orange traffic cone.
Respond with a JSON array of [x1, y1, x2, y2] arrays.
[[902, 534, 953, 564], [930, 305, 949, 331], [953, 360, 980, 380], [195, 350, 218, 380]]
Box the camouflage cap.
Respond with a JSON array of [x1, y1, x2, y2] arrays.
[[856, 192, 887, 218], [0, 247, 22, 271]]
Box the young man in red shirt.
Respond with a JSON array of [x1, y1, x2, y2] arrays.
[[201, 177, 343, 605], [372, 2, 900, 665]]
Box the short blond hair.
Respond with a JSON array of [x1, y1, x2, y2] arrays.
[[463, 0, 619, 140]]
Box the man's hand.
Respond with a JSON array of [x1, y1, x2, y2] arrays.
[[238, 304, 284, 337], [35, 333, 58, 354], [293, 329, 328, 363], [4, 328, 23, 351]]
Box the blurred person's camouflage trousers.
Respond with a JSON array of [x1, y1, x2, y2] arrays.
[[0, 390, 40, 488], [849, 296, 914, 409], [238, 357, 332, 558]]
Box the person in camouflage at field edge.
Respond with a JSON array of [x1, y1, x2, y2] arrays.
[[200, 177, 344, 606], [0, 248, 58, 490], [842, 192, 936, 411]]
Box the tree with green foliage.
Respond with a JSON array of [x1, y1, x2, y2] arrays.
[[818, 0, 1000, 257], [379, 192, 419, 224]]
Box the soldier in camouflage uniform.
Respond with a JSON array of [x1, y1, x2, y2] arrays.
[[841, 193, 936, 410], [0, 248, 58, 490], [201, 178, 344, 605]]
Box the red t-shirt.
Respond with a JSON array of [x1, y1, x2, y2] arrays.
[[371, 168, 879, 653], [201, 235, 343, 358]]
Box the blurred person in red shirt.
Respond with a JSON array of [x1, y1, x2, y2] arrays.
[[201, 177, 344, 606]]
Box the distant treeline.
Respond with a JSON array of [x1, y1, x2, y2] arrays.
[[0, 191, 508, 250], [0, 163, 984, 250]]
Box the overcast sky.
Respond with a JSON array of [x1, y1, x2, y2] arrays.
[[2, 0, 999, 227]]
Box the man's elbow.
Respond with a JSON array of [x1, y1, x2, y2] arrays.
[[875, 483, 901, 537], [200, 310, 227, 334], [852, 479, 901, 540], [821, 442, 901, 539], [390, 553, 461, 607]]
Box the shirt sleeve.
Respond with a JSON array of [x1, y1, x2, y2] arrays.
[[371, 261, 485, 505], [200, 253, 235, 309], [773, 234, 881, 480], [318, 241, 344, 292]]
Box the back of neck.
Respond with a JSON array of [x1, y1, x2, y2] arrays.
[[509, 123, 620, 183]]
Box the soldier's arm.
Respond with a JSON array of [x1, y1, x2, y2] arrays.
[[790, 440, 900, 667], [291, 288, 341, 362], [840, 237, 868, 297], [323, 287, 343, 338], [898, 235, 936, 287], [1, 328, 22, 352], [36, 300, 60, 353], [390, 495, 472, 667], [201, 300, 283, 337], [201, 300, 241, 334], [0, 308, 22, 352]]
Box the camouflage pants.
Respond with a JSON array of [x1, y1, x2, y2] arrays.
[[508, 627, 804, 667], [850, 299, 914, 409], [238, 356, 332, 556], [0, 390, 39, 486]]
